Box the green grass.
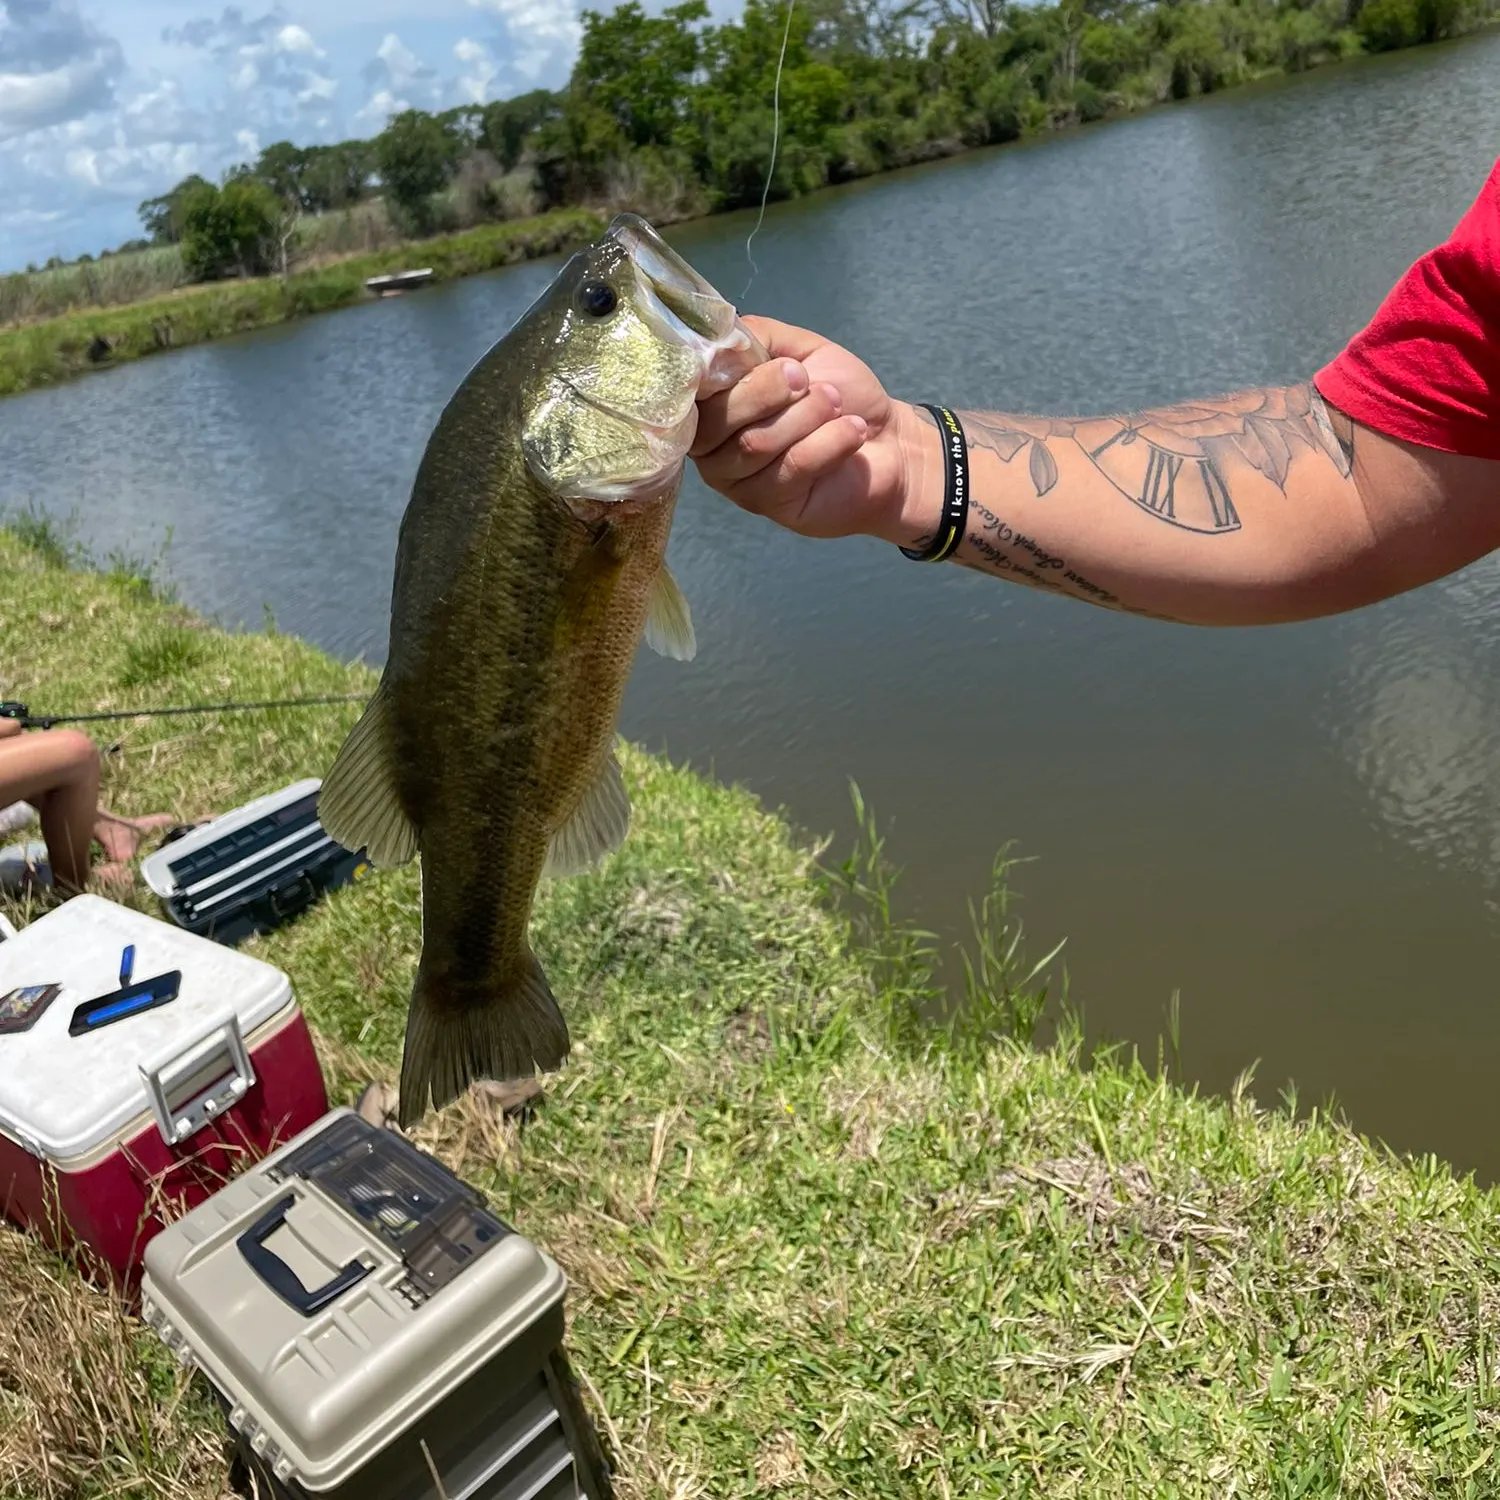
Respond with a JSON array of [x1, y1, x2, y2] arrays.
[[0, 245, 189, 326], [4, 523, 1500, 1498], [0, 208, 605, 399]]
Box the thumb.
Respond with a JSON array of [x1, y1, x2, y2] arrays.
[[739, 315, 828, 363]]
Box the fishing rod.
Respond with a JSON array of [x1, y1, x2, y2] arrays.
[[0, 694, 368, 731]]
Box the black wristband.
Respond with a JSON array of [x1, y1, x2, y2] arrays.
[[899, 405, 969, 563]]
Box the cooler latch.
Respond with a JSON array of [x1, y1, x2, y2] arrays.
[[139, 1008, 257, 1146]]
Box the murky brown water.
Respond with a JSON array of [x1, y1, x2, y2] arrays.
[[6, 33, 1500, 1175]]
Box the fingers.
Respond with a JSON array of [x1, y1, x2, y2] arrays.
[[706, 381, 846, 485], [692, 357, 809, 458], [692, 316, 837, 456], [726, 414, 869, 521]]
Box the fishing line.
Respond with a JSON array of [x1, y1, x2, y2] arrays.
[[740, 0, 796, 304], [0, 693, 367, 731]]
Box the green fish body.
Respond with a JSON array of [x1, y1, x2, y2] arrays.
[[319, 216, 765, 1126]]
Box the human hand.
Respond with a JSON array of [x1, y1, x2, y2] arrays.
[[690, 316, 933, 546], [0, 718, 23, 740]]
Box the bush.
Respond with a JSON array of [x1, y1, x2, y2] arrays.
[[180, 179, 282, 281], [375, 110, 464, 234], [1355, 0, 1465, 48]]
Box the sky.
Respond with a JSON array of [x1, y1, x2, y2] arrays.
[[0, 0, 737, 271]]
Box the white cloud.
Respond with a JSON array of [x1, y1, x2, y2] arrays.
[[297, 71, 336, 103], [0, 0, 595, 268], [363, 32, 436, 96], [355, 30, 440, 127], [274, 23, 322, 56], [164, 6, 338, 122], [465, 0, 581, 83], [353, 86, 403, 129], [0, 0, 124, 140], [452, 37, 496, 104]]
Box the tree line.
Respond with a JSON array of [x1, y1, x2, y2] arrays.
[[119, 0, 1493, 283]]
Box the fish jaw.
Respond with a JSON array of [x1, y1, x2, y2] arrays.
[[702, 316, 769, 397]]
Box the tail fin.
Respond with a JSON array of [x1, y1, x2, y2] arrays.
[[397, 949, 570, 1127]]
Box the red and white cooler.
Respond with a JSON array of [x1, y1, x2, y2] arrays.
[[0, 894, 328, 1290]]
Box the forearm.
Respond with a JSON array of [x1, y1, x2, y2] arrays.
[[883, 385, 1465, 627]]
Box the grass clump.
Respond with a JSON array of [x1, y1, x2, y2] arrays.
[[6, 501, 84, 571], [118, 624, 208, 688], [4, 524, 1500, 1498], [0, 208, 605, 400], [0, 1230, 228, 1500], [0, 246, 189, 327]]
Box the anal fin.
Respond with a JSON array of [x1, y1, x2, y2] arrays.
[[644, 564, 696, 662], [317, 681, 419, 866], [542, 752, 630, 879]]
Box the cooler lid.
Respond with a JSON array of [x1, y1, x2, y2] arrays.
[[141, 1109, 569, 1491], [0, 894, 294, 1161]]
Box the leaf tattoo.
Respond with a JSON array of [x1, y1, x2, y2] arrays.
[[1029, 442, 1058, 496], [962, 415, 1061, 498]]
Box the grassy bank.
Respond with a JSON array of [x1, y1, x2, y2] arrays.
[[4, 524, 1500, 1498], [0, 208, 604, 400]]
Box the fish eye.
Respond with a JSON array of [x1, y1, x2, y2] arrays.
[[578, 280, 618, 318]]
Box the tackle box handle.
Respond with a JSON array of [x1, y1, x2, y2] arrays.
[[139, 1007, 257, 1147], [237, 1191, 373, 1315]]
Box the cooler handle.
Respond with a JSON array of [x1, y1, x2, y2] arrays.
[[237, 1192, 372, 1315], [139, 1007, 257, 1146]]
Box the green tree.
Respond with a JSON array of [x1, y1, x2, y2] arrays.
[[179, 177, 282, 281], [575, 1, 709, 150], [375, 110, 464, 231], [480, 89, 562, 171], [137, 175, 214, 244], [1356, 0, 1464, 47], [300, 142, 374, 211], [254, 141, 308, 205]]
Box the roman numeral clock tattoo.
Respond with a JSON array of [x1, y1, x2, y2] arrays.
[[910, 386, 1355, 614]]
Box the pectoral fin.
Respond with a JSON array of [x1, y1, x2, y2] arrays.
[[644, 564, 696, 661], [317, 682, 419, 866], [542, 752, 630, 879]]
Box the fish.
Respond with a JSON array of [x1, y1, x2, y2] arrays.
[[318, 213, 768, 1128]]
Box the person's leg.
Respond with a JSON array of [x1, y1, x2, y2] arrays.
[[0, 731, 173, 893], [92, 807, 175, 862], [0, 730, 100, 890]]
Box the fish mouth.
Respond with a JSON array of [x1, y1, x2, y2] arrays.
[[606, 213, 768, 394], [606, 214, 737, 341]]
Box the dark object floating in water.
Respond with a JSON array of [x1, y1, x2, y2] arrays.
[[365, 268, 434, 297]]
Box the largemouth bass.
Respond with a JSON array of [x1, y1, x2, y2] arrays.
[[318, 215, 766, 1127]]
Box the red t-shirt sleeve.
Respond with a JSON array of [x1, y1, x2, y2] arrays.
[[1314, 159, 1500, 460]]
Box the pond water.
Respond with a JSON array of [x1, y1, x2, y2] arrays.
[[6, 32, 1500, 1175]]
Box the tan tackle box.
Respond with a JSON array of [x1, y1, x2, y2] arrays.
[[139, 1107, 613, 1500]]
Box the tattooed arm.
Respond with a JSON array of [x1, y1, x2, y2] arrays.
[[689, 319, 1500, 627]]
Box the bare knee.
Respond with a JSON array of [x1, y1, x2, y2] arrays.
[[48, 730, 102, 778]]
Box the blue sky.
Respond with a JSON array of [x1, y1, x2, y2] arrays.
[[0, 0, 737, 271]]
